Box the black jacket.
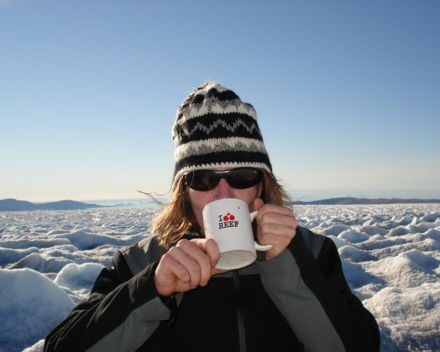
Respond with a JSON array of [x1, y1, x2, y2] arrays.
[[44, 226, 380, 352]]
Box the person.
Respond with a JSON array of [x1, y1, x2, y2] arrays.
[[44, 81, 380, 352]]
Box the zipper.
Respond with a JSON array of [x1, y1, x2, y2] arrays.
[[233, 270, 246, 352]]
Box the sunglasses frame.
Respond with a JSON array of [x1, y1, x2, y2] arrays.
[[183, 168, 263, 192]]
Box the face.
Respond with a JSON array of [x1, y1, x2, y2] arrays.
[[186, 169, 263, 234]]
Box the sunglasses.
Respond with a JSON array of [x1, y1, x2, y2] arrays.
[[183, 168, 263, 192]]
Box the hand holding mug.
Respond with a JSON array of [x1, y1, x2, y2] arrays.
[[252, 198, 297, 261], [154, 238, 225, 297]]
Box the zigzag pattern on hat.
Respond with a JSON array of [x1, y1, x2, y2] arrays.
[[176, 97, 257, 123], [177, 117, 261, 142], [174, 137, 268, 161]]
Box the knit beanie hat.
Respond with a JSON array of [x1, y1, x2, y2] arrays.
[[171, 81, 272, 188]]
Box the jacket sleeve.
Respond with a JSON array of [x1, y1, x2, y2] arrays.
[[259, 228, 380, 352], [44, 251, 171, 352]]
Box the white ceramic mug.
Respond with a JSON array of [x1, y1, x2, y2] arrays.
[[202, 198, 273, 270]]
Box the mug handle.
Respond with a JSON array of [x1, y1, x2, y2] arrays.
[[250, 211, 273, 251]]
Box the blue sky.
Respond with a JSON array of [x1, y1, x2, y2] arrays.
[[1, 0, 439, 202]]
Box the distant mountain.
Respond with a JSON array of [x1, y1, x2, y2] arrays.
[[293, 197, 440, 205], [2, 197, 439, 212], [0, 198, 105, 212]]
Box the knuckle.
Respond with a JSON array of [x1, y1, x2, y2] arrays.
[[186, 261, 200, 273], [176, 238, 190, 247]]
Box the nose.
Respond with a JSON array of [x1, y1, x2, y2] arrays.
[[213, 178, 234, 199]]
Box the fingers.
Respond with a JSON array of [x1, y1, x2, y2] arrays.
[[256, 202, 297, 233], [154, 238, 220, 296], [174, 239, 213, 287], [254, 202, 297, 260], [191, 238, 221, 267], [187, 239, 228, 277], [253, 198, 297, 234], [258, 205, 297, 234], [252, 197, 265, 212]]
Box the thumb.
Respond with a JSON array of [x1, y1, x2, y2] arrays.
[[252, 197, 264, 212]]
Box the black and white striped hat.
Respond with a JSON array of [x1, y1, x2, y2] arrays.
[[171, 81, 272, 188]]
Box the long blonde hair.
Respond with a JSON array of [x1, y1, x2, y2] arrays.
[[150, 169, 291, 249]]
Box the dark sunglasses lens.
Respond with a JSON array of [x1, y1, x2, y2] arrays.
[[185, 170, 220, 191], [227, 169, 263, 189], [184, 168, 262, 191]]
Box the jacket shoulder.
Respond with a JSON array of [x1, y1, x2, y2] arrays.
[[296, 226, 327, 259], [118, 235, 167, 275]]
